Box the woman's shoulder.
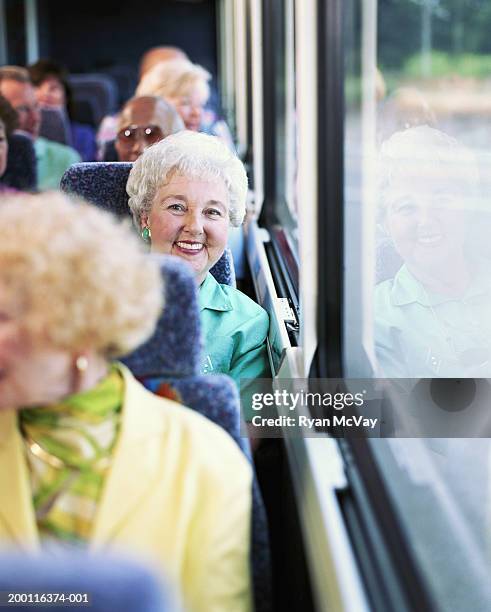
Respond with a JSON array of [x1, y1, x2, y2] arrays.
[[122, 368, 252, 480], [221, 283, 268, 320]]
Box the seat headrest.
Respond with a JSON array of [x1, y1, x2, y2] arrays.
[[39, 107, 72, 146], [61, 162, 132, 218], [122, 255, 202, 378], [1, 132, 37, 191], [61, 162, 236, 286]]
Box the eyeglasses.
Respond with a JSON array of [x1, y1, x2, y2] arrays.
[[116, 124, 164, 148]]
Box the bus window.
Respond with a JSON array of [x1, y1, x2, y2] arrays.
[[342, 0, 491, 608]]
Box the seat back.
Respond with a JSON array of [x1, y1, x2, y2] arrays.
[[376, 238, 403, 284], [39, 107, 72, 146], [120, 256, 271, 612], [122, 255, 202, 378], [141, 373, 272, 612], [68, 74, 118, 127], [0, 551, 174, 611], [1, 133, 37, 191], [60, 162, 236, 285]]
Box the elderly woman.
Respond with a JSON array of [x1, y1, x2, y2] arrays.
[[0, 192, 252, 611], [375, 125, 491, 378], [127, 130, 269, 420], [136, 58, 234, 150], [136, 58, 210, 132], [114, 95, 183, 162]]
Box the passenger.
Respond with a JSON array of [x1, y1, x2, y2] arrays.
[[139, 45, 188, 80], [96, 46, 187, 155], [0, 95, 17, 190], [126, 131, 269, 421], [113, 95, 183, 162], [136, 58, 211, 132], [0, 192, 252, 612], [136, 58, 235, 149], [375, 125, 491, 378], [0, 66, 80, 190], [28, 59, 97, 161]]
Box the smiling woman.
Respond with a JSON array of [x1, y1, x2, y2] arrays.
[[375, 125, 491, 378], [127, 131, 270, 420]]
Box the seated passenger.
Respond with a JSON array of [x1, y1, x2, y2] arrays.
[[126, 131, 269, 420], [0, 94, 17, 191], [113, 95, 183, 162], [28, 59, 97, 161], [136, 58, 234, 150], [0, 192, 252, 612], [0, 66, 81, 190], [139, 45, 188, 80], [375, 125, 491, 378]]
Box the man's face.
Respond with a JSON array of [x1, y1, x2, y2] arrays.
[[115, 98, 172, 162], [0, 80, 40, 139]]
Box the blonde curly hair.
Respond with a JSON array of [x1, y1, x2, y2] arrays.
[[0, 192, 163, 357], [136, 58, 210, 103]]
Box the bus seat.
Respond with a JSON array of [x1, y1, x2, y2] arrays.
[[60, 163, 236, 286], [376, 237, 403, 284], [123, 255, 201, 378], [141, 375, 272, 612], [68, 74, 118, 127], [0, 551, 175, 611], [1, 133, 37, 191], [39, 107, 72, 146], [122, 255, 272, 612]]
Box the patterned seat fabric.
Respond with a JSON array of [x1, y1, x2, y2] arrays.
[[68, 74, 118, 127], [0, 552, 174, 611], [140, 374, 272, 612], [1, 133, 37, 191], [122, 255, 201, 378], [60, 162, 236, 285], [39, 107, 72, 146], [122, 256, 272, 612]]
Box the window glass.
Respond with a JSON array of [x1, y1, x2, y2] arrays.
[[343, 1, 491, 607]]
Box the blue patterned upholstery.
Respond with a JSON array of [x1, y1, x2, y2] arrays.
[[39, 107, 72, 146], [60, 162, 236, 285], [0, 552, 173, 611], [60, 162, 132, 218], [210, 246, 236, 287], [120, 256, 271, 612], [68, 74, 118, 126], [122, 255, 201, 378], [1, 133, 37, 191]]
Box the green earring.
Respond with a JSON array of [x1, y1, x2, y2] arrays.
[[141, 227, 151, 243]]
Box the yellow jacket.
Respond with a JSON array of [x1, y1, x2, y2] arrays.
[[0, 366, 252, 612]]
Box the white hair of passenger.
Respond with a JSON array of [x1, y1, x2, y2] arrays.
[[127, 130, 248, 228], [136, 58, 211, 103], [378, 124, 481, 219]]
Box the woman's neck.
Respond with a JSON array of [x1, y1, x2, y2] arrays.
[[73, 353, 109, 395]]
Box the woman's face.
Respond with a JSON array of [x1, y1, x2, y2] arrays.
[[0, 121, 7, 178], [144, 173, 229, 284], [0, 288, 73, 410], [385, 173, 468, 276], [36, 76, 66, 108], [167, 87, 207, 131]]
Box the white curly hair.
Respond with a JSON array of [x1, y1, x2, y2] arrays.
[[126, 130, 248, 228], [136, 58, 210, 102]]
